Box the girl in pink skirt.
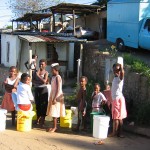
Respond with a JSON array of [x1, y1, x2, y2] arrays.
[[110, 63, 127, 138]]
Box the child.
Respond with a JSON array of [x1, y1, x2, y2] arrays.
[[1, 66, 19, 125], [91, 83, 107, 113], [46, 63, 65, 133], [73, 76, 88, 132], [103, 84, 112, 116], [16, 73, 34, 111], [110, 63, 127, 138], [32, 59, 49, 127], [24, 54, 38, 71]]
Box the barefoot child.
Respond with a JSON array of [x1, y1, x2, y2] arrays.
[[32, 59, 49, 127], [16, 73, 34, 111], [110, 63, 127, 138], [92, 83, 107, 145], [91, 83, 107, 113], [1, 66, 19, 125], [46, 63, 65, 132], [73, 76, 88, 132]]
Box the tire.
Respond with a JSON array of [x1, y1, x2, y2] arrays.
[[116, 39, 125, 52]]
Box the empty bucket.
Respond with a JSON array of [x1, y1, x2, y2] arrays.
[[93, 115, 110, 139], [60, 109, 72, 128], [0, 109, 7, 131]]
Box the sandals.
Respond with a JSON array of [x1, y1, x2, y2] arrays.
[[94, 140, 104, 145]]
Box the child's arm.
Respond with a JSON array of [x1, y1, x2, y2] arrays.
[[36, 70, 48, 84], [52, 76, 60, 104], [24, 61, 29, 70], [82, 89, 87, 116], [120, 64, 124, 80], [27, 86, 34, 103]]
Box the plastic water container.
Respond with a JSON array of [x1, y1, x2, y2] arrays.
[[60, 109, 72, 128], [90, 112, 104, 131], [117, 56, 123, 66], [0, 109, 7, 131], [17, 111, 35, 132], [93, 115, 110, 139]]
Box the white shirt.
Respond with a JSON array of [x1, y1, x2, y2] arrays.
[[111, 76, 124, 100], [17, 82, 34, 104], [92, 92, 107, 112]]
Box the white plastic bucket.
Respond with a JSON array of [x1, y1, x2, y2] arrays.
[[0, 109, 7, 131], [93, 115, 110, 139]]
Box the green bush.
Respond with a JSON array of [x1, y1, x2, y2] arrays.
[[123, 53, 150, 82]]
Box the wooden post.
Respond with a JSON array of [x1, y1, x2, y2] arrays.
[[52, 12, 55, 32], [73, 10, 76, 35], [29, 43, 32, 78], [80, 43, 83, 77], [50, 16, 53, 32]]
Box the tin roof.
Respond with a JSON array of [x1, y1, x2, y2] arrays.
[[18, 35, 87, 43]]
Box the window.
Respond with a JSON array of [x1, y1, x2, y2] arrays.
[[144, 19, 150, 32], [6, 42, 10, 62], [47, 44, 54, 60], [47, 44, 58, 62]]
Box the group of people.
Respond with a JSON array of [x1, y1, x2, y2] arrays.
[[74, 63, 127, 144], [0, 54, 127, 140], [1, 57, 65, 133]]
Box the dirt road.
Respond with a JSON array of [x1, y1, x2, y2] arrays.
[[1, 117, 150, 150]]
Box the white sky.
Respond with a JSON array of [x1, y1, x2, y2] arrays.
[[0, 0, 96, 28]]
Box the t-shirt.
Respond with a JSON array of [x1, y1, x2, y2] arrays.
[[17, 82, 34, 104], [111, 76, 124, 100], [92, 92, 107, 109]]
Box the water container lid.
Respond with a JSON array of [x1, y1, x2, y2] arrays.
[[0, 109, 7, 114]]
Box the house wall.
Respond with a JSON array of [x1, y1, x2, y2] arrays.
[[21, 42, 74, 77], [1, 34, 19, 67], [1, 33, 75, 79], [69, 11, 106, 37]]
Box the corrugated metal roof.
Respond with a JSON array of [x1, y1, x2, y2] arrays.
[[18, 35, 87, 43]]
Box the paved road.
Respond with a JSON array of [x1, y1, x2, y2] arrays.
[[1, 118, 150, 150]]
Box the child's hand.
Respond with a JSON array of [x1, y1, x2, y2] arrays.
[[83, 111, 86, 116], [30, 100, 34, 104], [52, 99, 57, 105]]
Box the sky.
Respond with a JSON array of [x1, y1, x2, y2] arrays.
[[0, 0, 96, 28]]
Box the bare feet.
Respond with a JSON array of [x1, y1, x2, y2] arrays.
[[94, 140, 104, 145], [46, 128, 57, 133], [108, 132, 117, 137]]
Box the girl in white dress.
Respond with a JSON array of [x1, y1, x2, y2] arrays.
[[46, 63, 65, 133]]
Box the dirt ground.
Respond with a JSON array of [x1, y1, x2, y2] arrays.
[[0, 113, 150, 150]]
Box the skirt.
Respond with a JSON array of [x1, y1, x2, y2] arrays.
[[1, 92, 15, 111], [112, 96, 127, 120]]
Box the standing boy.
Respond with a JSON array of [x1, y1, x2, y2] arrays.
[[74, 76, 88, 131]]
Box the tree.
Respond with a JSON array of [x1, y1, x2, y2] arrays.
[[7, 0, 63, 18], [6, 25, 12, 29], [92, 0, 107, 6]]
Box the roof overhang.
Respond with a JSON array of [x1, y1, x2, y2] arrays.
[[18, 35, 87, 43], [12, 13, 52, 22], [50, 3, 101, 15]]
